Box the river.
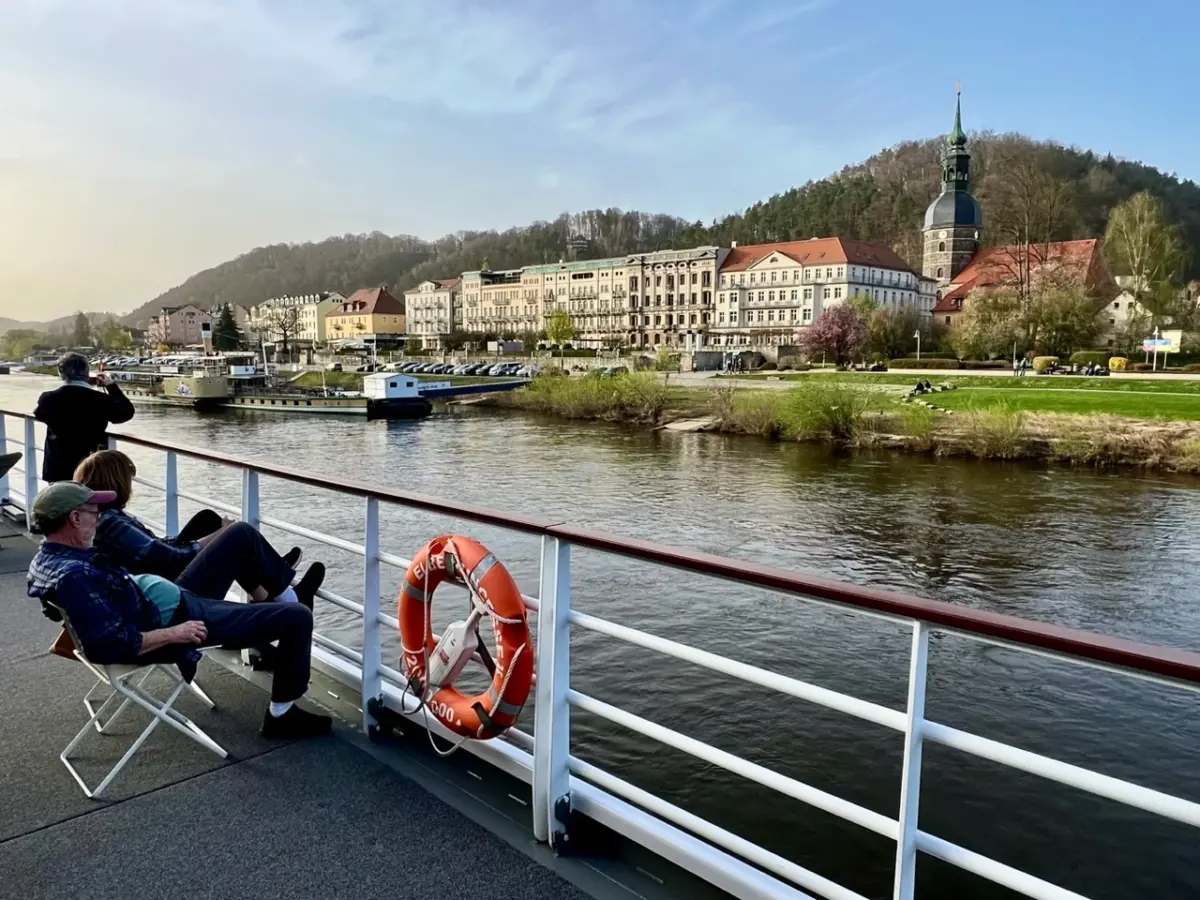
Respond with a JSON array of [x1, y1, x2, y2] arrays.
[[2, 373, 1198, 900]]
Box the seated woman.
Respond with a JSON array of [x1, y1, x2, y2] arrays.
[[73, 450, 321, 608]]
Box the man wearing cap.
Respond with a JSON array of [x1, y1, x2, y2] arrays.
[[26, 482, 332, 739]]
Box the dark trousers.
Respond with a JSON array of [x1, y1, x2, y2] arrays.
[[175, 593, 313, 702], [175, 522, 294, 599], [176, 509, 223, 543]]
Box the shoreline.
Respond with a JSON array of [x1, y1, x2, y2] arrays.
[[468, 375, 1200, 474]]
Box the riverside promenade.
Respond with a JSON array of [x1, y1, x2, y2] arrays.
[[0, 521, 606, 900]]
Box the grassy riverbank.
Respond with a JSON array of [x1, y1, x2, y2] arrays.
[[474, 372, 1200, 473]]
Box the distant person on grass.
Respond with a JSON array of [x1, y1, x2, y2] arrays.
[[34, 352, 135, 482], [26, 481, 332, 739]]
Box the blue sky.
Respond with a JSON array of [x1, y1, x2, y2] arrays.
[[1, 0, 1197, 319]]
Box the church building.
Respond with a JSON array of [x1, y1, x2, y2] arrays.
[[922, 93, 1116, 330]]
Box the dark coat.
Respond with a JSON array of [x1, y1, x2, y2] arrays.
[[33, 382, 135, 482]]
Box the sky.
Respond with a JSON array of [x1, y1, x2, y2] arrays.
[[1, 0, 1198, 321]]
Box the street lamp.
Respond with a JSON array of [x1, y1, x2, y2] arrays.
[[913, 329, 921, 361]]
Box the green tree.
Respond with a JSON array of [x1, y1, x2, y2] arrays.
[[866, 305, 920, 360], [404, 338, 422, 354], [96, 321, 133, 351], [73, 311, 91, 347], [544, 308, 575, 358], [1103, 192, 1185, 327], [211, 304, 242, 350], [0, 328, 51, 359], [951, 288, 1025, 360], [1029, 270, 1106, 357]]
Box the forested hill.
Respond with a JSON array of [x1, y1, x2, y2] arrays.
[[121, 211, 693, 325], [123, 133, 1200, 325], [680, 132, 1200, 278]]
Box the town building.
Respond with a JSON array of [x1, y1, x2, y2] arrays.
[[925, 93, 1117, 329], [623, 246, 724, 350], [522, 256, 630, 349], [148, 304, 211, 347], [326, 286, 406, 341], [712, 238, 922, 347], [403, 279, 461, 349], [249, 292, 345, 346], [460, 268, 539, 338]]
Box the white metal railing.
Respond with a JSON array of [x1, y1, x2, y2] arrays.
[[3, 407, 1200, 900]]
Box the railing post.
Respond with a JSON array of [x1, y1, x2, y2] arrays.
[[239, 469, 260, 666], [106, 434, 117, 450], [164, 451, 179, 538], [532, 535, 572, 850], [893, 621, 930, 900], [0, 415, 8, 505], [23, 418, 38, 531], [360, 496, 382, 736]]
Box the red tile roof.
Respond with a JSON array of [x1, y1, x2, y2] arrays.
[[328, 286, 405, 317], [932, 239, 1110, 312], [434, 278, 462, 290], [719, 238, 916, 275]]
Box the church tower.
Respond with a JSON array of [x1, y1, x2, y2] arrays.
[[922, 90, 981, 288]]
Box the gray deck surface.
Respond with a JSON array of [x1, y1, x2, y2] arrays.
[[0, 525, 591, 900]]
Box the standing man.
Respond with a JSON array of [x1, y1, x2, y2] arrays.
[[34, 352, 135, 482]]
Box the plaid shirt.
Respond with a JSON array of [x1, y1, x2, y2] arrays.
[[95, 508, 200, 580], [26, 541, 200, 667]]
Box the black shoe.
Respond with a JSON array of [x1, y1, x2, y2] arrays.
[[261, 704, 332, 739], [294, 562, 325, 612], [282, 546, 303, 570]]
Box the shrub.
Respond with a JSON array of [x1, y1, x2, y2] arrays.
[[1033, 356, 1059, 372], [1184, 364, 1200, 373], [889, 358, 961, 369], [1109, 357, 1128, 371], [1130, 363, 1153, 372], [961, 360, 1010, 370], [1069, 351, 1109, 367], [522, 371, 668, 423], [761, 361, 777, 370], [779, 382, 873, 442], [904, 352, 957, 360]]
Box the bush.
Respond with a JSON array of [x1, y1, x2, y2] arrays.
[[1033, 356, 1059, 372], [1109, 357, 1128, 371], [961, 360, 1010, 370], [904, 352, 957, 360], [521, 371, 668, 423], [889, 358, 961, 369], [1130, 363, 1153, 372], [780, 383, 873, 442], [1183, 364, 1200, 373], [1069, 351, 1109, 367], [761, 361, 777, 370]]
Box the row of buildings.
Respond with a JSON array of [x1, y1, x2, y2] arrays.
[[150, 95, 1142, 355]]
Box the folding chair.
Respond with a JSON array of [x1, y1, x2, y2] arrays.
[[50, 602, 229, 799]]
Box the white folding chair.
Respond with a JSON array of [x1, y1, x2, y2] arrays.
[[51, 604, 229, 799]]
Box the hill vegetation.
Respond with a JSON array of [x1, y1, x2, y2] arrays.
[[119, 132, 1200, 326]]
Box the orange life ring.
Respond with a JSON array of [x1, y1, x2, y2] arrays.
[[398, 534, 534, 740]]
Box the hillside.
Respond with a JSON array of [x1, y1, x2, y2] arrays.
[[121, 211, 694, 326], [0, 313, 112, 336], [122, 133, 1200, 325]]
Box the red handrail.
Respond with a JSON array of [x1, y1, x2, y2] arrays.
[[6, 406, 1200, 687]]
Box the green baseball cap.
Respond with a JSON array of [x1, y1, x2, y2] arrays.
[[30, 482, 117, 532]]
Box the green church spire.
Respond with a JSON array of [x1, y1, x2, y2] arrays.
[[948, 83, 967, 147]]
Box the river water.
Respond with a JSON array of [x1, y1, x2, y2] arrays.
[[2, 373, 1198, 900]]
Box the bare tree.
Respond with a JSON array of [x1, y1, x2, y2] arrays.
[[262, 305, 302, 361], [1103, 192, 1185, 327]]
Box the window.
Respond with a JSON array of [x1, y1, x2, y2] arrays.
[[936, 267, 944, 278], [938, 241, 946, 252]]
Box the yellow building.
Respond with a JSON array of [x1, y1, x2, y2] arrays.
[[326, 286, 406, 339]]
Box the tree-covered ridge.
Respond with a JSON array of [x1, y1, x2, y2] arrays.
[[681, 132, 1200, 279], [122, 132, 1200, 326], [122, 211, 694, 326]]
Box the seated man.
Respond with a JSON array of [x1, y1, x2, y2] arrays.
[[26, 482, 331, 739]]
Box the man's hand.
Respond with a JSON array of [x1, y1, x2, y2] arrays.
[[95, 372, 112, 387], [220, 515, 238, 529], [170, 620, 208, 645]]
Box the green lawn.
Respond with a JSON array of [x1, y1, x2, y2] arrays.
[[912, 387, 1200, 419], [736, 371, 1200, 396]]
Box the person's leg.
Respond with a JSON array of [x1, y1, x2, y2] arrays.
[[183, 594, 330, 737], [175, 522, 295, 600], [176, 508, 223, 543]]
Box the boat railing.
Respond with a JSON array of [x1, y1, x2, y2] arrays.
[[2, 405, 1199, 900]]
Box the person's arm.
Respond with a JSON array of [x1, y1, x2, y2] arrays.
[[53, 570, 146, 664], [97, 374, 135, 424], [138, 620, 207, 655], [98, 513, 200, 577], [33, 390, 52, 424]]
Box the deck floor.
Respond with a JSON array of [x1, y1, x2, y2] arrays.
[[0, 523, 593, 900]]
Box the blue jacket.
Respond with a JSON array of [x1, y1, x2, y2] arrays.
[[95, 508, 201, 580], [27, 541, 200, 676]]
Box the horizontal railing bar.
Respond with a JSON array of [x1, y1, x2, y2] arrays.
[[176, 489, 241, 517], [6, 406, 1200, 686], [378, 550, 410, 570], [922, 720, 1200, 829], [571, 756, 867, 900], [569, 778, 813, 900], [132, 476, 165, 493], [258, 513, 365, 557], [570, 610, 906, 732], [4, 437, 21, 447], [915, 832, 1088, 900], [313, 632, 362, 665], [314, 587, 364, 616], [377, 610, 399, 631], [567, 690, 897, 840]]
